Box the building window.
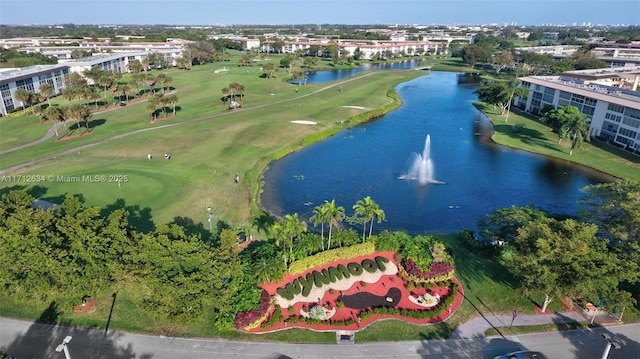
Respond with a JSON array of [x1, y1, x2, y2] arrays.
[[584, 97, 597, 107], [618, 127, 638, 139], [582, 106, 595, 117], [1, 83, 14, 111], [605, 113, 622, 122], [608, 103, 624, 113], [622, 116, 640, 129]]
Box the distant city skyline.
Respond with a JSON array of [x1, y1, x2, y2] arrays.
[[1, 0, 638, 27]]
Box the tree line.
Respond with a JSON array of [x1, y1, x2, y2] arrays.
[[476, 180, 640, 313]]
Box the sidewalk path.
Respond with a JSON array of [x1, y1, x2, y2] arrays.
[[452, 311, 587, 339]]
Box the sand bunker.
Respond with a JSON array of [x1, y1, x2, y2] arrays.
[[291, 120, 317, 125], [341, 106, 365, 109]]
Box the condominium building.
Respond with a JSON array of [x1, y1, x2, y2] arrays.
[[0, 64, 70, 116], [516, 67, 640, 154], [0, 50, 181, 116]]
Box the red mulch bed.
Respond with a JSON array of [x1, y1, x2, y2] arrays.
[[244, 252, 464, 333], [73, 299, 96, 314]]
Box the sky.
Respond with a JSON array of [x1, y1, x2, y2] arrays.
[[1, 0, 639, 26]]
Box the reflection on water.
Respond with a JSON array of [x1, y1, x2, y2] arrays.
[[262, 72, 613, 234]]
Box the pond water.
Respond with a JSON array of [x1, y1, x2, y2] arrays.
[[297, 59, 422, 84], [261, 71, 613, 234]]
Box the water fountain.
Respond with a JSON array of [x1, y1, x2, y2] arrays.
[[401, 134, 443, 185]]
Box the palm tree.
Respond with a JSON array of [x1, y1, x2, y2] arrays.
[[564, 110, 590, 156], [14, 88, 32, 112], [271, 221, 290, 268], [503, 79, 529, 123], [39, 83, 54, 106], [253, 257, 277, 283], [167, 94, 178, 115], [128, 59, 143, 74], [353, 196, 386, 242], [310, 204, 329, 250], [45, 106, 64, 137], [144, 73, 156, 95], [322, 200, 345, 250], [221, 87, 230, 105], [145, 101, 157, 121], [98, 75, 114, 105], [283, 213, 307, 254], [155, 73, 168, 93]]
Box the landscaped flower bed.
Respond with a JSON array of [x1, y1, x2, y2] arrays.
[[235, 251, 463, 333]]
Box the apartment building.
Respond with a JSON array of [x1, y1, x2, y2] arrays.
[[516, 68, 640, 154], [0, 64, 70, 116]]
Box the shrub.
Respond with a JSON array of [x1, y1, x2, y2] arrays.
[[288, 242, 375, 275], [234, 289, 272, 329]]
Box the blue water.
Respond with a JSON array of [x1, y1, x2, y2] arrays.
[[298, 59, 421, 84], [262, 71, 613, 234]]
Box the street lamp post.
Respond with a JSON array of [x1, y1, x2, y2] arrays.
[[207, 207, 214, 232], [600, 334, 619, 359], [55, 335, 72, 359]]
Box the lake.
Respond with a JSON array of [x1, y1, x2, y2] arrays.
[[261, 71, 613, 234]]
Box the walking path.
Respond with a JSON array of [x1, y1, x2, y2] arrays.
[[452, 311, 586, 339]]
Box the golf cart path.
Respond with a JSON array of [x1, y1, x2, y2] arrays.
[[0, 73, 375, 175]]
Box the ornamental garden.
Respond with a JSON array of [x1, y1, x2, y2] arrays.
[[235, 242, 462, 333]]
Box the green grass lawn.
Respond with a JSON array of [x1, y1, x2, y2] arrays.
[[475, 102, 640, 181]]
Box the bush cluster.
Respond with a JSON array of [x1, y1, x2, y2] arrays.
[[400, 259, 455, 283], [234, 289, 272, 330]]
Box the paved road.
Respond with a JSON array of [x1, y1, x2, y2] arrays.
[[1, 316, 639, 359]]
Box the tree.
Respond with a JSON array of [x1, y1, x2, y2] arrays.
[[128, 59, 143, 74], [83, 87, 100, 109], [145, 101, 157, 121], [475, 81, 511, 115], [478, 205, 550, 243], [261, 62, 277, 79], [272, 213, 307, 268], [352, 196, 385, 242], [322, 200, 345, 250], [39, 83, 54, 106], [310, 203, 329, 250], [166, 94, 179, 116], [45, 106, 64, 136], [326, 40, 340, 64], [542, 105, 589, 154], [13, 88, 33, 112], [510, 218, 631, 313], [155, 73, 171, 93], [491, 50, 514, 74], [580, 180, 640, 244], [461, 44, 490, 69]]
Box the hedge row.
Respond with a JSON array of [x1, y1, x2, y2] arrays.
[[288, 242, 375, 275]]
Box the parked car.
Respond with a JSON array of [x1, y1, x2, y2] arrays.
[[493, 351, 547, 359]]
